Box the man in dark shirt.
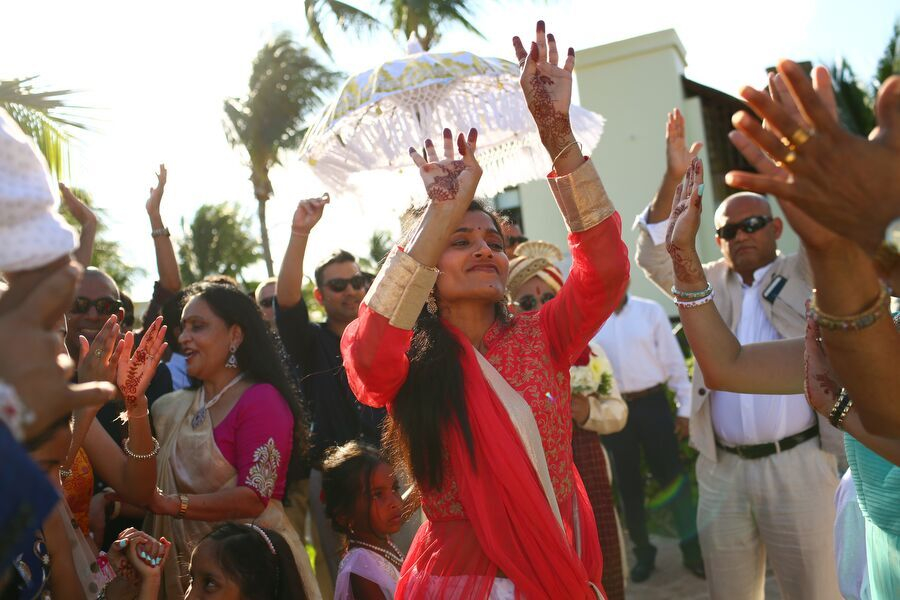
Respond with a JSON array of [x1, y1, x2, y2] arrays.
[[275, 196, 387, 587], [275, 197, 386, 463]]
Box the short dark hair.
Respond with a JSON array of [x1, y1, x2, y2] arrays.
[[314, 250, 356, 289]]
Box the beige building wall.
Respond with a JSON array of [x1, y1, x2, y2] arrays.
[[517, 29, 799, 313]]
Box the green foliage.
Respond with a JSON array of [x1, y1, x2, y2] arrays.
[[356, 229, 393, 273], [303, 0, 485, 55], [224, 32, 342, 275], [178, 203, 261, 285], [831, 19, 900, 137], [57, 187, 144, 290], [0, 77, 88, 179]]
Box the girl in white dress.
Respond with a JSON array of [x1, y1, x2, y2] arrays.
[[322, 442, 406, 600]]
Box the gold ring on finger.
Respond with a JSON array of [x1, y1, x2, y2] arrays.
[[776, 150, 797, 167], [790, 128, 811, 147], [95, 349, 103, 357]]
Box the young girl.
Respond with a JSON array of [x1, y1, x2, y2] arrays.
[[103, 523, 303, 599], [322, 442, 406, 600]]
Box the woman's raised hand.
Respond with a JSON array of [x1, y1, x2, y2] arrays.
[[513, 21, 576, 160], [78, 313, 125, 385], [666, 109, 703, 180], [145, 164, 167, 218], [116, 317, 167, 416], [409, 127, 482, 208], [666, 158, 707, 286]]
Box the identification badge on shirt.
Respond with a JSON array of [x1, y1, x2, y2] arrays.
[[763, 275, 788, 304]]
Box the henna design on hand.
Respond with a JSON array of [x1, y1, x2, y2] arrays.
[[122, 349, 149, 409], [814, 373, 840, 399], [668, 246, 705, 284], [426, 161, 465, 203], [528, 73, 573, 157]]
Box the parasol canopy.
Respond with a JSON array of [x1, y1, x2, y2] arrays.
[[298, 47, 605, 201]]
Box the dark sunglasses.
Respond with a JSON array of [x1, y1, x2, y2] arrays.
[[325, 274, 371, 293], [507, 236, 528, 245], [258, 296, 275, 308], [71, 296, 122, 315], [715, 215, 773, 241], [515, 292, 556, 312]]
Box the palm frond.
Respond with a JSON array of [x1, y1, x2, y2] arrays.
[[830, 60, 876, 136], [304, 0, 383, 57], [0, 77, 89, 178], [875, 20, 900, 86]]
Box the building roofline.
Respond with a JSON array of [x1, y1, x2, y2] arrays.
[[576, 29, 687, 70]]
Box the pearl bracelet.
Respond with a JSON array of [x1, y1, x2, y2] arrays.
[[123, 436, 160, 460]]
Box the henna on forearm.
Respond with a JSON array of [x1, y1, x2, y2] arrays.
[[668, 246, 705, 286]]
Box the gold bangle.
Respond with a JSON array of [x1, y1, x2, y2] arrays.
[[808, 282, 890, 331], [175, 494, 189, 520]]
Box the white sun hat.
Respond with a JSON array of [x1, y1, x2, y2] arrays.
[[0, 108, 76, 272]]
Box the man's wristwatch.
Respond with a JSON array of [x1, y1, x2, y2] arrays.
[[874, 217, 900, 275]]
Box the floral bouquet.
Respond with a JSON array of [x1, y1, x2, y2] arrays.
[[570, 353, 614, 397]]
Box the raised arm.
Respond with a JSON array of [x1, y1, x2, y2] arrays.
[[59, 183, 97, 267], [665, 158, 805, 393], [634, 111, 702, 296], [145, 164, 181, 292], [277, 195, 328, 309], [342, 128, 479, 408]]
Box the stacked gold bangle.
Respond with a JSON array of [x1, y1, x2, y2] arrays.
[[808, 282, 890, 331]]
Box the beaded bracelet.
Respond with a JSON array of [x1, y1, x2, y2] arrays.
[[672, 282, 712, 300], [675, 291, 715, 309], [809, 282, 890, 331], [123, 436, 160, 460]]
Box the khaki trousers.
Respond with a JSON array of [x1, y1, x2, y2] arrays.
[[696, 438, 841, 600]]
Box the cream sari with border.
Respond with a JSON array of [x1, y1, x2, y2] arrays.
[[143, 389, 320, 599]]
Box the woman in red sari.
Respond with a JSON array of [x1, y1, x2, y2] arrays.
[[341, 22, 629, 599]]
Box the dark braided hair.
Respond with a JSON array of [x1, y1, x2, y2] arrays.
[[385, 201, 508, 490]]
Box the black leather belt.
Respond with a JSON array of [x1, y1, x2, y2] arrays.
[[715, 424, 818, 460], [621, 383, 666, 401]]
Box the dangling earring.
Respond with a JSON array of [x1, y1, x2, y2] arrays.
[[497, 301, 511, 322], [225, 345, 238, 369], [426, 290, 438, 316]]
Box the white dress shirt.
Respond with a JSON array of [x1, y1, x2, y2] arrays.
[[710, 264, 816, 446], [591, 296, 693, 417]]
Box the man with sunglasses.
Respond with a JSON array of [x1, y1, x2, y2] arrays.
[[276, 197, 387, 586], [634, 111, 842, 598], [254, 277, 277, 326]]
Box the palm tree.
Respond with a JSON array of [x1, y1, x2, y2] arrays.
[[224, 33, 341, 276], [303, 0, 484, 56], [830, 19, 899, 136], [0, 77, 88, 178]]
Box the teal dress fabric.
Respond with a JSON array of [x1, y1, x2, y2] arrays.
[[845, 433, 900, 599]]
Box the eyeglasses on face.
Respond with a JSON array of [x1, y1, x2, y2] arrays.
[[715, 215, 773, 241], [325, 274, 372, 293], [514, 292, 556, 312], [258, 296, 275, 308], [70, 296, 122, 315]]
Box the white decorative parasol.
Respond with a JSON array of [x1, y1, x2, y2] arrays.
[[298, 43, 605, 201]]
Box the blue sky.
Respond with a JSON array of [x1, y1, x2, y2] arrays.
[[3, 0, 896, 298]]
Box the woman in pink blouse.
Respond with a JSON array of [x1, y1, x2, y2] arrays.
[[341, 22, 629, 599], [142, 283, 318, 598]]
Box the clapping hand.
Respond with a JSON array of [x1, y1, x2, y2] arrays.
[[409, 127, 482, 208], [145, 164, 167, 217], [59, 183, 97, 227], [291, 194, 330, 235], [728, 69, 844, 252], [116, 317, 167, 417], [513, 21, 576, 159], [666, 158, 707, 285], [666, 109, 703, 180], [78, 313, 126, 385]]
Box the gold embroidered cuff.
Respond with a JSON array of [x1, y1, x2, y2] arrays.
[[548, 159, 615, 233], [364, 248, 439, 330]]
